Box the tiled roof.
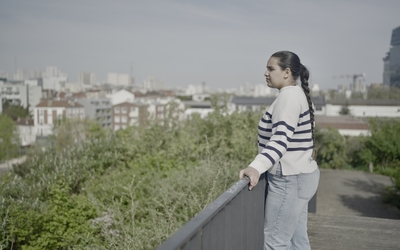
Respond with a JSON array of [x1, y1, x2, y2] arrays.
[[113, 101, 148, 107], [36, 99, 83, 108], [327, 99, 400, 106], [315, 115, 369, 130], [15, 118, 34, 126], [230, 96, 325, 107]]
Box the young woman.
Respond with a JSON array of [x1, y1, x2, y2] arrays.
[[239, 51, 320, 250]]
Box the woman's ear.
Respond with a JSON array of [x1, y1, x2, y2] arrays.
[[283, 68, 291, 79]]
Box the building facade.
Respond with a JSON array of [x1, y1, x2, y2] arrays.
[[78, 98, 112, 129], [34, 100, 85, 136], [383, 26, 400, 88], [15, 118, 35, 147], [112, 102, 149, 131]]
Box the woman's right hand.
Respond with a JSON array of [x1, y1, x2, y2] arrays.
[[239, 166, 260, 191]]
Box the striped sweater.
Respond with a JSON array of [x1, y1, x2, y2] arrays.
[[249, 85, 318, 176]]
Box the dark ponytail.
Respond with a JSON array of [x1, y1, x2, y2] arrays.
[[300, 64, 315, 146], [271, 51, 315, 148]]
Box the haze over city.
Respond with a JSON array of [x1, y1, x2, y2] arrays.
[[1, 0, 399, 90]]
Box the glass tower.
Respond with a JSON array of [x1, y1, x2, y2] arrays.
[[384, 26, 400, 88]]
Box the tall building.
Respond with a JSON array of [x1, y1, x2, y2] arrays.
[[143, 76, 164, 91], [107, 73, 131, 86], [383, 26, 400, 88], [79, 72, 97, 86]]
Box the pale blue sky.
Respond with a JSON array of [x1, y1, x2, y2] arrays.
[[1, 0, 399, 90]]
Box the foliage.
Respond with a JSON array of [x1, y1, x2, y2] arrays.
[[1, 100, 30, 121], [364, 118, 400, 170], [50, 118, 106, 153], [2, 180, 99, 249], [367, 86, 400, 99], [339, 102, 350, 115], [0, 114, 20, 161], [345, 135, 369, 170], [314, 127, 348, 169], [0, 103, 259, 249]]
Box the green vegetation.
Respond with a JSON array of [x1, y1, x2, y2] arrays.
[[315, 118, 400, 208], [0, 105, 259, 249], [0, 114, 20, 161], [1, 100, 30, 121], [1, 103, 400, 249]]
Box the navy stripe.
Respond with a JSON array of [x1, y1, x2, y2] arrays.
[[290, 138, 313, 143], [261, 117, 272, 123], [273, 121, 295, 132], [266, 145, 283, 158], [258, 125, 272, 132], [297, 120, 311, 127], [271, 140, 288, 149], [259, 140, 288, 150], [258, 134, 270, 140], [261, 153, 275, 165], [274, 131, 292, 142], [299, 110, 310, 118], [265, 112, 272, 118], [294, 129, 312, 134], [287, 146, 314, 151]]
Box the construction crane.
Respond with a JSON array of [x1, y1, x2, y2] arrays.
[[333, 73, 366, 85], [333, 73, 366, 91]]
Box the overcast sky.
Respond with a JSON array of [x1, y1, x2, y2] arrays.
[[1, 0, 399, 90]]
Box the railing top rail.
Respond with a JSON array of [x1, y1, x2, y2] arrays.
[[156, 177, 250, 250]]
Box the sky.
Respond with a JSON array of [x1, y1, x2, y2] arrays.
[[0, 0, 399, 91]]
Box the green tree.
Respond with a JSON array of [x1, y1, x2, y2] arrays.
[[0, 115, 20, 161], [315, 127, 348, 169], [50, 118, 106, 153], [2, 100, 30, 121], [339, 101, 350, 115], [363, 118, 400, 171]]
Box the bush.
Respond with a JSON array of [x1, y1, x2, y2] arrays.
[[0, 105, 259, 249]]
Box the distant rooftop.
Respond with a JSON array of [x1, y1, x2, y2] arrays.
[[315, 115, 369, 131], [327, 99, 400, 106]]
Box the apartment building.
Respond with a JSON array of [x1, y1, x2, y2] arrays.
[[78, 98, 112, 129], [112, 102, 149, 131], [0, 81, 42, 115], [34, 99, 84, 136]]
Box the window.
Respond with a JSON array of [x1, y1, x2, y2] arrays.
[[114, 116, 120, 123], [122, 107, 127, 114], [114, 107, 120, 114], [131, 107, 136, 112], [130, 118, 137, 125], [121, 116, 127, 123], [114, 125, 120, 131]]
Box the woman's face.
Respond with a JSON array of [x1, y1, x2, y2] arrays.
[[264, 57, 292, 90]]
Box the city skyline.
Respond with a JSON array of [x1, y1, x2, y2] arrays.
[[1, 0, 399, 90]]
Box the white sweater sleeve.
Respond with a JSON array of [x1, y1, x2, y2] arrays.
[[249, 89, 301, 174]]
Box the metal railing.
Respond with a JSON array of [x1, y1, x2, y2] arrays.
[[156, 174, 316, 250]]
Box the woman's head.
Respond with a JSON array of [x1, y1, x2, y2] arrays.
[[270, 51, 308, 84], [267, 50, 315, 145]]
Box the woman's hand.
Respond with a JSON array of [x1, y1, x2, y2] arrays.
[[239, 166, 260, 191]]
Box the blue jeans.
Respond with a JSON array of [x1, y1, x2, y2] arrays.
[[264, 166, 320, 250]]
